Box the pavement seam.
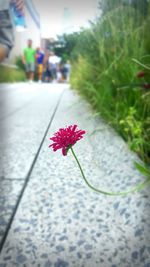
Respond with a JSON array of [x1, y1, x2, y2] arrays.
[[0, 88, 66, 254]]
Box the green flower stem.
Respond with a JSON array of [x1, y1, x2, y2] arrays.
[[70, 147, 150, 196], [132, 58, 150, 70]]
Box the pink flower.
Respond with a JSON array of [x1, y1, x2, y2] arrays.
[[49, 125, 86, 156]]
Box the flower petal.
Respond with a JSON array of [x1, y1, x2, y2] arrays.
[[49, 125, 86, 155]]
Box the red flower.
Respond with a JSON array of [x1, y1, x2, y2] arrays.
[[49, 125, 86, 156], [143, 84, 150, 89], [137, 71, 145, 78]]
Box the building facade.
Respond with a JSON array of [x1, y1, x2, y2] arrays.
[[9, 0, 41, 62]]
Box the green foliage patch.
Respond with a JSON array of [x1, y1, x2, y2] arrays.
[[0, 65, 26, 83], [69, 2, 150, 164]]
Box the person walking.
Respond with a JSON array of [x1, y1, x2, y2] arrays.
[[35, 47, 44, 83], [43, 49, 52, 83], [48, 51, 61, 82], [22, 39, 36, 83]]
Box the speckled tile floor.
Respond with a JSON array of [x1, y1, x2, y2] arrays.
[[0, 83, 150, 267]]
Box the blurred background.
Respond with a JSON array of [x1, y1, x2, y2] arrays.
[[7, 0, 99, 62], [0, 0, 150, 166]]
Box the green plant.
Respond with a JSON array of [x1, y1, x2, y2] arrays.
[[15, 55, 25, 70], [0, 65, 26, 83], [70, 2, 150, 164], [119, 107, 144, 156]]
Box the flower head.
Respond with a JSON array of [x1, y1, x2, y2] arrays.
[[137, 71, 146, 78], [142, 84, 150, 89], [49, 125, 86, 156]]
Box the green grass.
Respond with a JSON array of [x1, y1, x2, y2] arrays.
[[70, 4, 150, 164], [0, 65, 26, 83]]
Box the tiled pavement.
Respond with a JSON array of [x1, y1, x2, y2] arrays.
[[0, 82, 150, 267]]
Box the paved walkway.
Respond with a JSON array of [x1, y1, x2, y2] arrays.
[[0, 82, 150, 267]]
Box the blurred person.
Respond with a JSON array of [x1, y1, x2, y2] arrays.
[[56, 63, 63, 83], [59, 60, 71, 83], [64, 60, 71, 82], [43, 49, 52, 83], [48, 51, 61, 82], [0, 0, 24, 62], [35, 47, 44, 83], [22, 39, 36, 83]]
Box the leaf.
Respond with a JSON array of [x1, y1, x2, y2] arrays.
[[134, 161, 150, 177]]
